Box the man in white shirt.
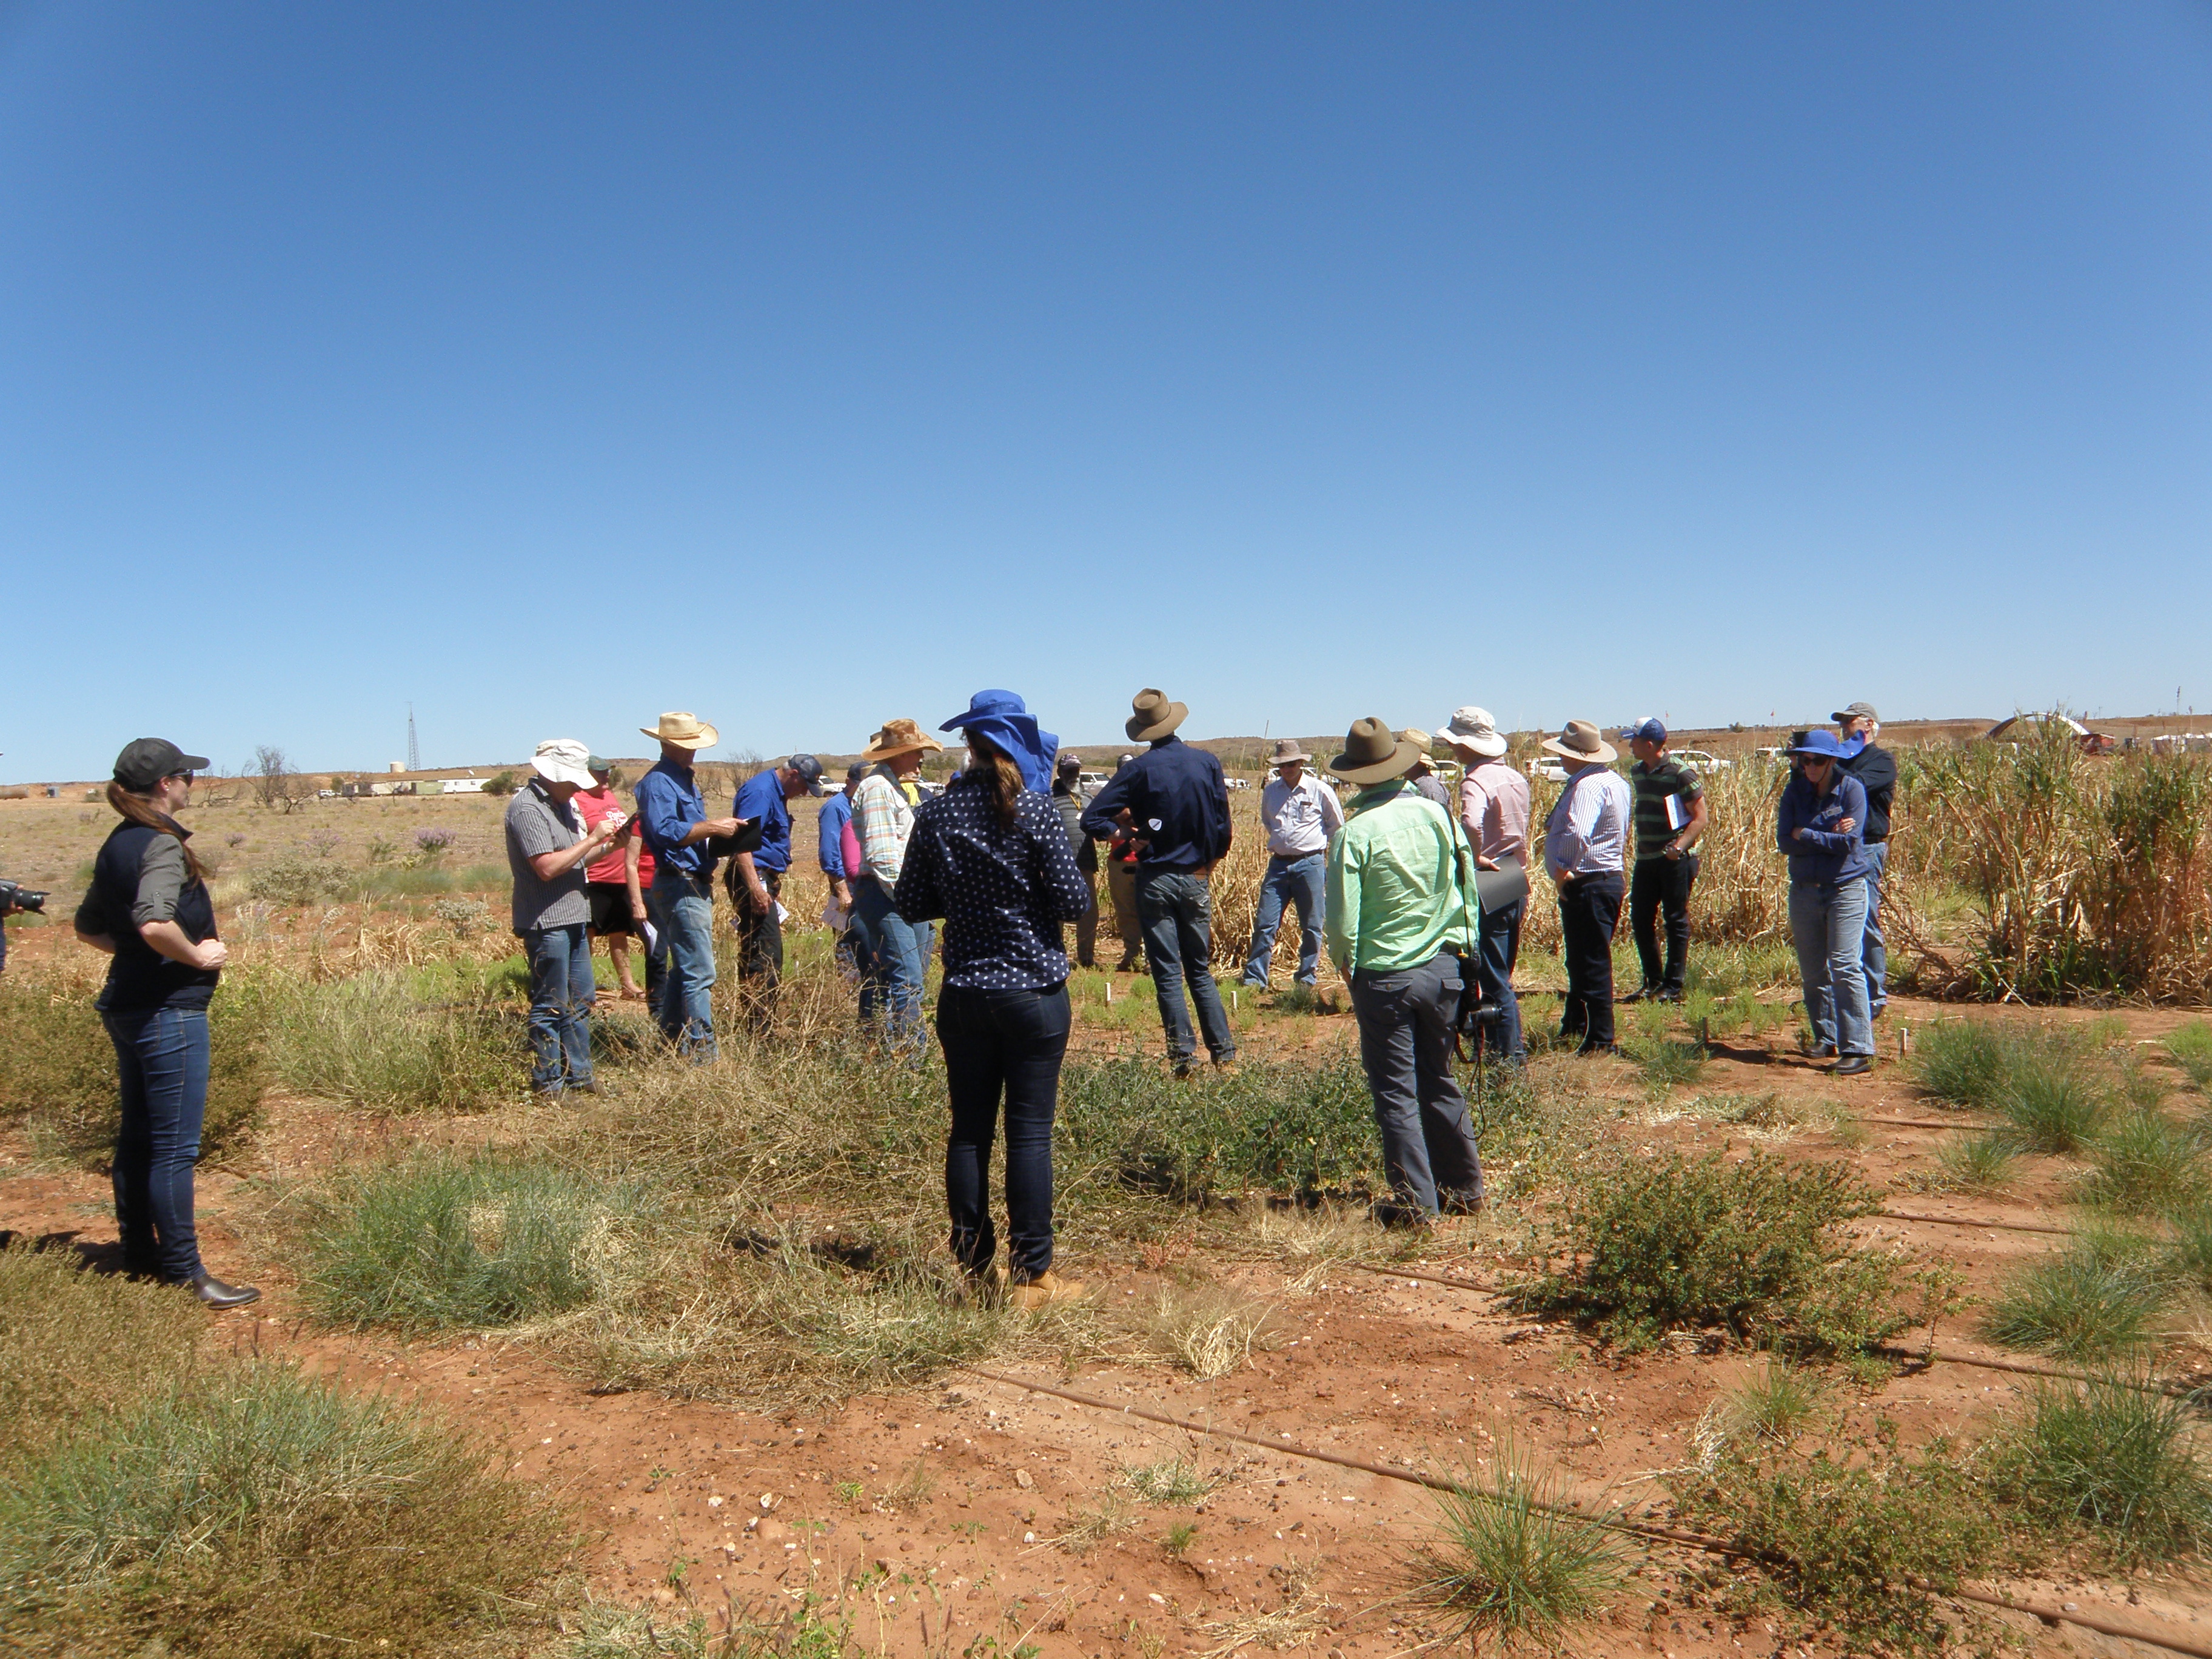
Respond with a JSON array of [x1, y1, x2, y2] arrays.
[[1540, 720, 1633, 1055], [1239, 739, 1346, 990]]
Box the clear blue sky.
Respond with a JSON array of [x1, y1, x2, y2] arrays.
[[4, 2, 2208, 781]]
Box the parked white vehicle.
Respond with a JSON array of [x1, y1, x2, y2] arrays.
[[1527, 757, 1570, 785], [1669, 749, 1734, 776]]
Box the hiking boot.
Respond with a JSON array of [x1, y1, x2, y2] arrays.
[[1574, 1041, 1620, 1059], [1832, 1055, 1873, 1077], [1370, 1201, 1433, 1232], [1008, 1271, 1084, 1310], [1438, 1188, 1484, 1217], [1655, 987, 1685, 1004], [1617, 983, 1660, 1004]]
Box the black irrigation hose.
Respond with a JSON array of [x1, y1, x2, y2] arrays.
[[957, 1366, 2212, 1659], [1876, 1208, 2073, 1236]]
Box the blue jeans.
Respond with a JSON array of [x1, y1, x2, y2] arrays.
[[523, 923, 595, 1092], [104, 1005, 209, 1282], [937, 982, 1071, 1281], [1347, 953, 1483, 1215], [1862, 840, 1889, 1013], [1241, 853, 1326, 987], [1136, 867, 1236, 1067], [1473, 896, 1526, 1064], [851, 876, 934, 1049], [649, 867, 718, 1060], [1790, 879, 1873, 1058]]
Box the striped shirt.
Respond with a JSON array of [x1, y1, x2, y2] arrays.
[[1631, 758, 1703, 862]]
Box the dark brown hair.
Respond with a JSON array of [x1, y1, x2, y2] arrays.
[[964, 732, 1024, 830], [106, 781, 204, 883]]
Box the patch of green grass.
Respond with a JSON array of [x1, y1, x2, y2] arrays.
[[2077, 1111, 2209, 1214], [1929, 1131, 2019, 1195], [298, 1151, 642, 1333], [2110, 1046, 2171, 1113], [1511, 1149, 1936, 1355], [2168, 1019, 2212, 1091], [266, 970, 518, 1111], [2000, 1045, 2110, 1154], [1907, 1019, 2013, 1108], [1986, 1377, 2212, 1566], [1693, 1361, 1826, 1463], [1621, 1034, 1708, 1098], [2166, 1204, 2212, 1293], [1122, 1456, 1221, 1506], [1982, 1247, 2168, 1362], [1413, 1441, 1626, 1652], [558, 1595, 853, 1659], [1161, 1520, 1199, 1558], [0, 1243, 203, 1463]]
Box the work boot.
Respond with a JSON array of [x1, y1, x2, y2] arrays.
[[1008, 1271, 1084, 1311], [188, 1272, 261, 1310], [1618, 983, 1659, 1004], [1832, 1055, 1873, 1077]]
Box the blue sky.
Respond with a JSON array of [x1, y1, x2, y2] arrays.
[[4, 2, 2208, 780]]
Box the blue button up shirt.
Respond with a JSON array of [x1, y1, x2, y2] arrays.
[[636, 757, 709, 877], [818, 793, 854, 879], [734, 769, 794, 874], [1776, 770, 1871, 885], [896, 772, 1091, 991], [1078, 737, 1232, 870]]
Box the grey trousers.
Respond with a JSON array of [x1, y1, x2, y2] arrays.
[[1347, 951, 1483, 1214]]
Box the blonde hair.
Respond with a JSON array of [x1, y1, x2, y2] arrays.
[[106, 781, 204, 883]]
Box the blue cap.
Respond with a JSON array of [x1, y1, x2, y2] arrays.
[[1791, 729, 1847, 759], [1619, 718, 1667, 745]]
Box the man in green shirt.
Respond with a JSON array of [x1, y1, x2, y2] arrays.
[[1621, 719, 1708, 1003], [1324, 718, 1484, 1224]]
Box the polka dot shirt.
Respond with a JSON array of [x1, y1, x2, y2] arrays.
[[894, 772, 1093, 991]]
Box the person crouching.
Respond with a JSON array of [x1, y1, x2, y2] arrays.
[[1322, 718, 1486, 1225]]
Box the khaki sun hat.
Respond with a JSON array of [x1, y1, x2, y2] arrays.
[[1329, 717, 1424, 786], [1125, 688, 1188, 743], [1401, 727, 1435, 753], [532, 739, 597, 788], [1540, 720, 1618, 766], [640, 711, 720, 749], [1439, 706, 1509, 759], [1269, 739, 1312, 766], [860, 718, 945, 763]]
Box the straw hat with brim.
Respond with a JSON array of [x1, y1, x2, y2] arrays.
[[1540, 720, 1617, 766], [1439, 707, 1509, 759], [532, 739, 597, 789], [1126, 688, 1187, 743], [860, 718, 945, 763], [640, 711, 719, 749], [1269, 739, 1312, 766], [1330, 717, 1424, 785]]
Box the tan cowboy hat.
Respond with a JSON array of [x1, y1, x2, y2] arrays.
[[1125, 688, 1187, 743], [640, 711, 719, 749], [1401, 727, 1435, 751], [1439, 706, 1509, 759], [1269, 738, 1312, 766], [1541, 719, 1618, 766], [1329, 716, 1424, 785], [860, 717, 945, 763]]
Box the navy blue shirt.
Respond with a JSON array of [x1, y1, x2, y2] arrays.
[[1776, 769, 1871, 885], [733, 769, 794, 874], [818, 793, 854, 879], [1078, 737, 1233, 870], [637, 757, 709, 877], [896, 771, 1091, 991]]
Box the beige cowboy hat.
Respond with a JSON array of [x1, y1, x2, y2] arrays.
[[1125, 688, 1187, 743], [860, 717, 945, 763], [1541, 719, 1618, 766], [1268, 738, 1313, 766], [640, 711, 720, 749], [1329, 716, 1424, 786], [1439, 706, 1509, 759], [1401, 727, 1435, 753]]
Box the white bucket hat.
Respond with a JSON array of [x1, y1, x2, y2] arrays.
[[1439, 706, 1509, 759], [531, 739, 597, 788]]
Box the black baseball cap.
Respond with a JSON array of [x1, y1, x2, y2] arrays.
[[113, 738, 210, 792]]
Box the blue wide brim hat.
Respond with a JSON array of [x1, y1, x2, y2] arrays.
[[939, 689, 1059, 794], [1790, 729, 1848, 759]]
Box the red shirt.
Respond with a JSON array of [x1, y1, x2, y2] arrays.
[[574, 785, 652, 888]]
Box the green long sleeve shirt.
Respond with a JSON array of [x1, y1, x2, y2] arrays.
[[1324, 780, 1483, 976]]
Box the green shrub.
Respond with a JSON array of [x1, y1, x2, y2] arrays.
[[2168, 1018, 2212, 1091], [245, 856, 354, 905], [1986, 1378, 2212, 1566], [1908, 1020, 2011, 1108], [2000, 1044, 2109, 1154], [2167, 1203, 2212, 1292], [1983, 1248, 2167, 1362], [2077, 1111, 2209, 1214], [1413, 1441, 1626, 1651], [299, 1151, 639, 1333], [1931, 1130, 2019, 1194], [1622, 1034, 1708, 1098], [266, 970, 517, 1111], [1510, 1150, 1925, 1353]]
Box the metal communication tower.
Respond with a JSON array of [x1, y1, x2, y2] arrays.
[[407, 705, 420, 773]]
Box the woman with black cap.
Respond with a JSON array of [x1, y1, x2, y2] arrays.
[[71, 738, 258, 1307], [894, 691, 1091, 1307]]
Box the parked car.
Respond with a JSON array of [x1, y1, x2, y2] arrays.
[[1079, 771, 1110, 792], [1225, 777, 1252, 791], [1984, 713, 2117, 755], [1670, 749, 1734, 776], [1527, 757, 1570, 785]]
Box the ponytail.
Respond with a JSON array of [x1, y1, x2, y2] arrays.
[[964, 732, 1025, 830], [106, 782, 204, 883]]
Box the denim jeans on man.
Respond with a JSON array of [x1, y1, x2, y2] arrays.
[[851, 876, 934, 1050], [1136, 867, 1236, 1067], [1473, 896, 1526, 1064], [1790, 877, 1874, 1057], [104, 1006, 210, 1282], [1557, 873, 1624, 1051], [523, 922, 595, 1093], [1629, 854, 1699, 994], [649, 866, 718, 1059], [1241, 853, 1326, 987], [1861, 840, 1888, 1014], [1347, 952, 1483, 1214], [936, 982, 1071, 1282]]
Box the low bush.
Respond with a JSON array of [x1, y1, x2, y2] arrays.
[[1982, 1247, 2167, 1362], [1985, 1377, 2212, 1566], [266, 970, 518, 1111], [2077, 1110, 2209, 1214], [298, 1151, 641, 1333], [1413, 1441, 1626, 1652], [246, 855, 354, 905], [1510, 1150, 1932, 1353], [2168, 1018, 2212, 1091]]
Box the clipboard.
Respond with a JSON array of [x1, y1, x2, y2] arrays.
[[1474, 856, 1530, 914]]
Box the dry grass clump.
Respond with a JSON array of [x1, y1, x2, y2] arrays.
[[1128, 1281, 1279, 1378], [0, 1242, 203, 1462], [263, 968, 518, 1111]]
